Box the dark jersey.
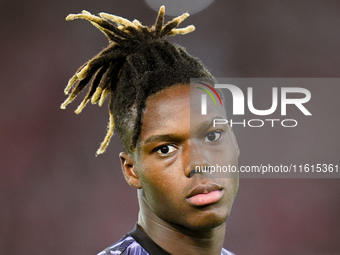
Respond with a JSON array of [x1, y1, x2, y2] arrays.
[[98, 225, 235, 255]]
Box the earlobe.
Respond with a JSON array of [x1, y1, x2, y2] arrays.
[[119, 152, 142, 189]]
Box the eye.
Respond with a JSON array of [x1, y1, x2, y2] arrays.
[[204, 131, 222, 143], [155, 145, 177, 156]]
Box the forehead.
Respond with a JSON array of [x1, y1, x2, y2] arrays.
[[139, 84, 226, 142], [141, 85, 190, 139]]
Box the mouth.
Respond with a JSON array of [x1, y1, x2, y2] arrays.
[[186, 183, 223, 207]]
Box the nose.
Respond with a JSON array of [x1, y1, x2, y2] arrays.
[[187, 140, 211, 178]]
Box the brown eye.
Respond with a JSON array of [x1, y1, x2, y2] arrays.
[[156, 145, 177, 156], [204, 131, 221, 143], [160, 146, 169, 154]]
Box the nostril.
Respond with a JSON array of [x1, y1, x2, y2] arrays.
[[189, 166, 211, 177], [189, 169, 198, 177]]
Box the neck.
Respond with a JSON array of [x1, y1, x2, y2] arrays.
[[137, 190, 226, 255]]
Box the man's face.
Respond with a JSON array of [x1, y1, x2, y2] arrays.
[[130, 84, 239, 230]]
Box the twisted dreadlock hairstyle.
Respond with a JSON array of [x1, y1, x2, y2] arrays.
[[61, 6, 214, 155]]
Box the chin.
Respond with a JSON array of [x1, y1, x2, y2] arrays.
[[182, 209, 230, 231], [185, 220, 227, 232]]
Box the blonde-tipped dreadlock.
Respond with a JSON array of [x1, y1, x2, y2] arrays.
[[61, 6, 213, 155]]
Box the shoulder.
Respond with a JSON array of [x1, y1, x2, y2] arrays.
[[97, 235, 149, 255], [222, 247, 236, 255]]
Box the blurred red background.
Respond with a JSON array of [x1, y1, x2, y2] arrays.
[[1, 0, 340, 254]]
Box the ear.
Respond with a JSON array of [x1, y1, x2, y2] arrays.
[[119, 152, 142, 189]]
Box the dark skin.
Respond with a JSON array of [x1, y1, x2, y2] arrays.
[[120, 84, 239, 255]]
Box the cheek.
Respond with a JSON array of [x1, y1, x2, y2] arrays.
[[140, 175, 181, 219], [138, 152, 185, 189], [139, 167, 174, 203], [207, 139, 239, 168], [222, 130, 239, 162], [138, 162, 186, 210], [220, 177, 239, 214], [231, 177, 239, 200]]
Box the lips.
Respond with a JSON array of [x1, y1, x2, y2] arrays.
[[186, 183, 223, 206]]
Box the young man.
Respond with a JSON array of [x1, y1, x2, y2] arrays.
[[61, 6, 239, 255]]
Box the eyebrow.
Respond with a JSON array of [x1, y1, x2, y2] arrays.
[[195, 116, 225, 135], [141, 116, 225, 146], [141, 134, 183, 147]]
